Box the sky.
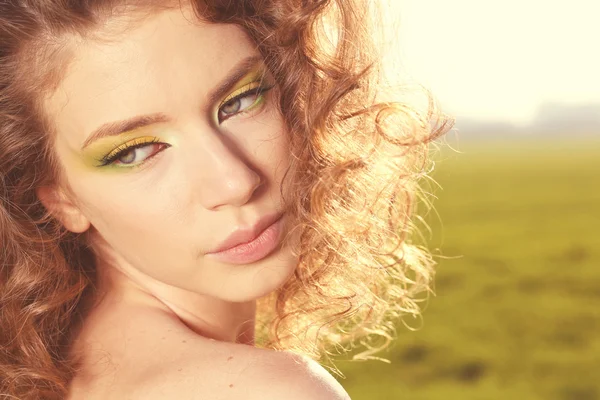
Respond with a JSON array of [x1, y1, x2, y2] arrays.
[[386, 0, 600, 125]]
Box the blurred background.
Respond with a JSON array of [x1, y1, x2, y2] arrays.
[[336, 1, 600, 399]]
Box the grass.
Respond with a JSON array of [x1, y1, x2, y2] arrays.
[[335, 136, 600, 400]]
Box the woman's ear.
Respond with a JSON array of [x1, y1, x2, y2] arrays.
[[36, 186, 91, 233]]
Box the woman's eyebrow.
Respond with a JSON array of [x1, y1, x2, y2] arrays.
[[81, 54, 264, 150], [82, 113, 169, 150]]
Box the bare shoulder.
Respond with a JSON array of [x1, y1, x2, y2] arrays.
[[69, 300, 349, 400], [233, 350, 351, 400], [130, 341, 351, 400]]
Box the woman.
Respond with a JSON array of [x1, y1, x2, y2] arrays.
[[0, 0, 451, 398]]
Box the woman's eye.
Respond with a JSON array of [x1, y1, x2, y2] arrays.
[[107, 142, 167, 167], [218, 86, 270, 123], [220, 97, 246, 115], [219, 91, 260, 119]]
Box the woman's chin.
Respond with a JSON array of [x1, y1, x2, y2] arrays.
[[213, 247, 299, 303]]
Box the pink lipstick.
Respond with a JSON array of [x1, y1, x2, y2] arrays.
[[205, 213, 284, 264]]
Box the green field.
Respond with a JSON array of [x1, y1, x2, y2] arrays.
[[336, 136, 600, 400]]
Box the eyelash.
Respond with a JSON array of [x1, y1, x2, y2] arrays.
[[97, 137, 167, 167], [98, 82, 275, 168]]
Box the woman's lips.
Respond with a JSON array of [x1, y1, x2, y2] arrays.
[[205, 213, 284, 264]]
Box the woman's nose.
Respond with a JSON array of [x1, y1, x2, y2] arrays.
[[191, 132, 263, 210]]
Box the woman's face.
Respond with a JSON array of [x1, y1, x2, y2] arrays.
[[43, 8, 298, 302]]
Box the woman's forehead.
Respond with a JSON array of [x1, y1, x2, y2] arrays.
[[44, 8, 256, 150]]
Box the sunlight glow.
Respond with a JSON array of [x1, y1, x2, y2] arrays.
[[388, 0, 600, 124]]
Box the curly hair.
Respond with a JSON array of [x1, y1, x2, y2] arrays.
[[0, 0, 452, 398]]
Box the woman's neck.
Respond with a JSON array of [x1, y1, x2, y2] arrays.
[[96, 261, 257, 345]]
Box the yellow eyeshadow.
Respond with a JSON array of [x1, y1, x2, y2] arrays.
[[220, 65, 269, 105], [220, 81, 262, 107], [81, 126, 175, 169], [103, 135, 157, 160]]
